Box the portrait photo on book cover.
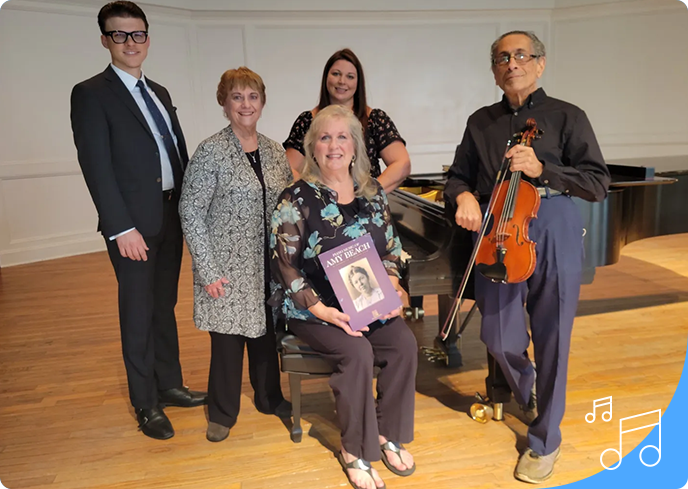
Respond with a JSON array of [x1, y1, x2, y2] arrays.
[[341, 259, 386, 312]]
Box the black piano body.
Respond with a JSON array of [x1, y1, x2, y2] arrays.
[[388, 158, 688, 367]]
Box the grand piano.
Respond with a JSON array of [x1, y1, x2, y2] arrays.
[[388, 157, 688, 367]]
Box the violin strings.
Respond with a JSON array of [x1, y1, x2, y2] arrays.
[[496, 170, 519, 247]]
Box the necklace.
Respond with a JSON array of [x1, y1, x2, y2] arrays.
[[246, 149, 259, 165]]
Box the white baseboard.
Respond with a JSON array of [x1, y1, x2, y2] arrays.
[[0, 234, 105, 267]]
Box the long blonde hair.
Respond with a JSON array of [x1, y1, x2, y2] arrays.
[[301, 105, 377, 199]]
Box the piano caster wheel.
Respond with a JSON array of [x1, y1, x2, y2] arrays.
[[470, 393, 504, 423], [403, 307, 425, 321], [420, 346, 448, 366]]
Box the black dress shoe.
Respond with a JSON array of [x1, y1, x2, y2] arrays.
[[258, 399, 292, 419], [274, 400, 292, 419], [158, 386, 207, 408], [136, 407, 174, 440]]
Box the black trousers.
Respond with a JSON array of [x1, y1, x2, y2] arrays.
[[105, 194, 184, 409], [288, 316, 417, 462], [207, 313, 284, 428]]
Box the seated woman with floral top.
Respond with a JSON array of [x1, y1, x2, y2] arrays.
[[270, 104, 417, 489]]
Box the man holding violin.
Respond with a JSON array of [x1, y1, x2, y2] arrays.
[[444, 31, 610, 483]]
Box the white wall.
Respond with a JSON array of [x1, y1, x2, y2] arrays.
[[551, 0, 688, 160], [0, 0, 685, 266]]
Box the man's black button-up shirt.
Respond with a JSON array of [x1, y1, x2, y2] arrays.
[[445, 88, 611, 205]]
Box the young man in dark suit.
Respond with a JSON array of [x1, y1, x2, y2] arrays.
[[70, 1, 206, 440]]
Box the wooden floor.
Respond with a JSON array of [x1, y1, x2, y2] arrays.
[[1, 234, 687, 489]]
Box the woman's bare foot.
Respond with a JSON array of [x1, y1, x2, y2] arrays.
[[340, 447, 385, 489], [379, 435, 414, 473]]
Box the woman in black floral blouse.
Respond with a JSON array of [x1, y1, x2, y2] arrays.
[[271, 105, 417, 489], [283, 48, 411, 194]]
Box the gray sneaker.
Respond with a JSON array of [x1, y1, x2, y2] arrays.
[[514, 447, 561, 483]]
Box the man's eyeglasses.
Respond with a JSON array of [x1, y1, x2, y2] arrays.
[[493, 52, 540, 67], [103, 30, 148, 44]]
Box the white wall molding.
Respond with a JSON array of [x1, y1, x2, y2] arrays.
[[191, 10, 551, 25], [5, 0, 553, 24], [0, 159, 81, 180], [4, 0, 558, 13], [3, 0, 193, 20], [552, 0, 682, 21], [597, 132, 688, 147], [0, 233, 105, 267], [6, 0, 679, 21]]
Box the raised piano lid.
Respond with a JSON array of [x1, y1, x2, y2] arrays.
[[389, 173, 469, 297]]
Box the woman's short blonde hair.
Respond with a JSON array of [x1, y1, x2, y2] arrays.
[[216, 67, 266, 106], [301, 105, 377, 199]]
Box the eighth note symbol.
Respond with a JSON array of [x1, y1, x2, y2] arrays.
[[600, 409, 661, 470], [586, 396, 612, 423]]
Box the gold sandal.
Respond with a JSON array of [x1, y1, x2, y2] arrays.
[[380, 441, 416, 476], [337, 451, 386, 489]]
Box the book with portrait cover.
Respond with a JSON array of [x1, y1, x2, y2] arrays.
[[318, 233, 402, 331]]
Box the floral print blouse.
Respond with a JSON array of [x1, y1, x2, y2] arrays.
[[270, 179, 403, 323], [282, 108, 406, 178]]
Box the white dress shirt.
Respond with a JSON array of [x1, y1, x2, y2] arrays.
[[109, 64, 180, 240]]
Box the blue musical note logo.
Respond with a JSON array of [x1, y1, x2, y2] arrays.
[[600, 409, 661, 470]]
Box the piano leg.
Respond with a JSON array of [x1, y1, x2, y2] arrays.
[[486, 352, 512, 421], [434, 294, 463, 368], [469, 352, 512, 423]]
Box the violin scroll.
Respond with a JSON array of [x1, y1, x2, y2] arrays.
[[513, 118, 543, 148]]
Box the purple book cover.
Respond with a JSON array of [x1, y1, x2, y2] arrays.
[[318, 233, 402, 331]]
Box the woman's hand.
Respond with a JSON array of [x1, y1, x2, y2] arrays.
[[308, 301, 368, 337], [381, 276, 403, 320], [380, 289, 403, 320], [204, 277, 229, 299]]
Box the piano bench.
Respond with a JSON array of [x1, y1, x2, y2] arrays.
[[277, 331, 379, 443], [278, 332, 333, 443]]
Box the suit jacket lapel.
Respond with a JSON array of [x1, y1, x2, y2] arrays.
[[103, 66, 154, 140]]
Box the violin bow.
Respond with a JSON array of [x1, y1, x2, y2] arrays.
[[439, 140, 514, 341]]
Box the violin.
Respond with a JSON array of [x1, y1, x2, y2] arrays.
[[438, 118, 543, 341], [475, 118, 542, 284]]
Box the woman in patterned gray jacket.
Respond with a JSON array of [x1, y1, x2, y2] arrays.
[[179, 67, 293, 442]]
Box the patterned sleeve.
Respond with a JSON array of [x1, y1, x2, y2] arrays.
[[370, 108, 406, 152], [270, 186, 322, 313], [178, 139, 222, 286], [269, 138, 294, 188], [282, 111, 312, 155], [378, 185, 403, 278]]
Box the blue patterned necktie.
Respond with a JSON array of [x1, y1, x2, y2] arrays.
[[136, 79, 183, 189]]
